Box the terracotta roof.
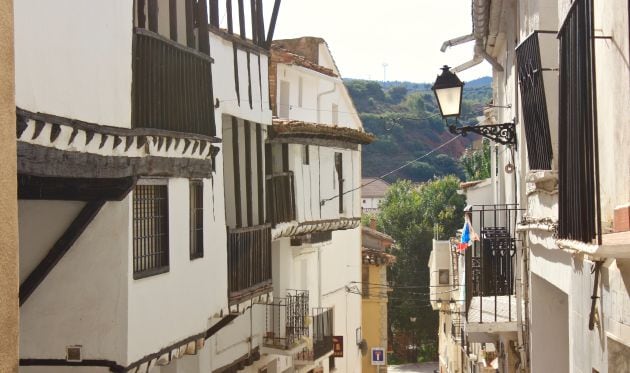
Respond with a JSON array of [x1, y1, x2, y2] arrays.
[[270, 119, 374, 145], [459, 180, 484, 190], [362, 247, 396, 266], [361, 178, 390, 198], [271, 44, 337, 77], [362, 226, 394, 243]]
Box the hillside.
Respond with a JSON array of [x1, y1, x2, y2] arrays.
[[345, 77, 492, 182]]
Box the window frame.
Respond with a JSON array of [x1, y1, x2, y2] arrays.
[[189, 179, 204, 260], [133, 180, 170, 279]]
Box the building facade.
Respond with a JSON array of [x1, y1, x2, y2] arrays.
[[15, 0, 283, 372], [264, 36, 373, 373], [361, 222, 395, 373], [360, 178, 390, 213], [430, 0, 630, 372]]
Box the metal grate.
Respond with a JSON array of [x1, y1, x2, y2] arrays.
[[190, 180, 204, 259], [516, 31, 554, 170], [227, 224, 272, 302], [557, 0, 601, 244], [312, 308, 334, 360], [264, 290, 310, 349], [133, 184, 169, 279]]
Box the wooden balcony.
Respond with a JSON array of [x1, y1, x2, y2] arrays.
[[132, 28, 216, 137], [266, 172, 296, 226], [227, 224, 272, 303]]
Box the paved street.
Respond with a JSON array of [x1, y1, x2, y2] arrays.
[[388, 362, 438, 373]]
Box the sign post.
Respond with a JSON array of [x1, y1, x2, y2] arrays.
[[371, 347, 385, 372]]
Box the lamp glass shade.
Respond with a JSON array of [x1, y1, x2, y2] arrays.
[[434, 86, 463, 117], [431, 65, 464, 118], [449, 301, 456, 311]]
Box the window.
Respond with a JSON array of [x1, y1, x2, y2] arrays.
[[332, 104, 339, 124], [190, 180, 204, 259], [439, 269, 449, 285], [133, 183, 169, 279], [335, 153, 343, 213], [302, 145, 310, 165]]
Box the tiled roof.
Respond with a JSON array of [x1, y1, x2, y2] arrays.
[[270, 119, 374, 145], [361, 178, 390, 198], [270, 44, 337, 77]]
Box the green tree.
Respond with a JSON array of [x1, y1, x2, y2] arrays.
[[375, 177, 465, 362], [459, 139, 491, 181], [388, 86, 408, 104]]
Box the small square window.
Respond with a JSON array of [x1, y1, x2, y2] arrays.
[[133, 183, 169, 279], [439, 269, 449, 285]]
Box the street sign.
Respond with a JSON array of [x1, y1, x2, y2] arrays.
[[332, 336, 344, 357], [371, 347, 385, 366]]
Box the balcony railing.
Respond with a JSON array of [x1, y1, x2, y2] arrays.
[[464, 205, 522, 324], [295, 308, 334, 363], [266, 172, 296, 226], [264, 290, 310, 350], [227, 224, 272, 303], [132, 28, 216, 137]]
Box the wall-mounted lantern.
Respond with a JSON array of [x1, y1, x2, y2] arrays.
[[431, 65, 516, 145]]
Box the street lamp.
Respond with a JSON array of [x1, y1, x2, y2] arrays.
[[431, 65, 516, 145]]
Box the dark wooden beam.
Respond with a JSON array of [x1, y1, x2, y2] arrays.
[[148, 0, 158, 32], [256, 0, 264, 47], [250, 0, 259, 45], [226, 0, 233, 34], [18, 142, 214, 179], [244, 121, 253, 226], [237, 0, 246, 39], [266, 0, 281, 48], [169, 0, 178, 41], [246, 52, 253, 109], [209, 0, 220, 27], [19, 200, 107, 306], [18, 175, 137, 201], [281, 143, 289, 172], [213, 347, 261, 373], [233, 45, 241, 105], [185, 0, 195, 48], [232, 117, 242, 227], [20, 359, 124, 373], [197, 0, 210, 55], [256, 124, 264, 225], [137, 0, 147, 29]]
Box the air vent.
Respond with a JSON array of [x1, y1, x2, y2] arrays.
[[66, 345, 82, 362]]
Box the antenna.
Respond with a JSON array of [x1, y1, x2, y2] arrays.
[[382, 63, 388, 82]]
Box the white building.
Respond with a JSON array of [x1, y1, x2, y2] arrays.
[[360, 178, 390, 213], [15, 0, 285, 372], [261, 37, 373, 373], [431, 0, 630, 372]]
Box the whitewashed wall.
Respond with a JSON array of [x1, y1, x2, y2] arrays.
[[14, 0, 133, 128], [19, 200, 130, 364]]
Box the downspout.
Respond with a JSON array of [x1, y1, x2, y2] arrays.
[[588, 261, 604, 331], [317, 82, 336, 123], [441, 0, 504, 73]]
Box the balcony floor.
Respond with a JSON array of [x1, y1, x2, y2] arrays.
[[466, 295, 518, 334]]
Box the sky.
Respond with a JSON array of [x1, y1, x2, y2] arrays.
[[265, 0, 492, 84]]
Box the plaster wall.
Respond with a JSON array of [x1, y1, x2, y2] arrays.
[[14, 0, 133, 127], [127, 177, 227, 364], [0, 0, 18, 371], [19, 199, 130, 363], [361, 197, 382, 211], [361, 263, 388, 373]]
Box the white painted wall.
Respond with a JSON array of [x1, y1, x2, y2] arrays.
[[361, 197, 383, 211], [19, 199, 130, 364], [14, 0, 133, 127]]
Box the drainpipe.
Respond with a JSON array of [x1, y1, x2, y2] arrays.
[[441, 0, 504, 73], [317, 82, 336, 123]]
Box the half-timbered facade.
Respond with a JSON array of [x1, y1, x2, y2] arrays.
[[265, 37, 373, 373], [15, 0, 281, 372]]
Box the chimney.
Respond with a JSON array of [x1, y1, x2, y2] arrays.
[[370, 218, 377, 230]]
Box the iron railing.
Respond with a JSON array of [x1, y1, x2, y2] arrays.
[[516, 31, 555, 170], [227, 224, 272, 303], [464, 205, 522, 323], [264, 290, 310, 349], [558, 0, 601, 244], [266, 172, 296, 226], [295, 307, 334, 362], [132, 28, 216, 136], [451, 313, 463, 344]]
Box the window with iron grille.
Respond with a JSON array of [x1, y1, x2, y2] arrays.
[[190, 180, 204, 259], [558, 0, 601, 243], [133, 184, 169, 279]]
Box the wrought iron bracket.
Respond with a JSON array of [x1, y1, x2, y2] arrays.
[[448, 122, 517, 145]]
